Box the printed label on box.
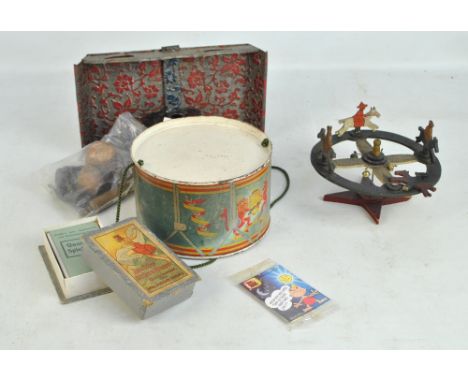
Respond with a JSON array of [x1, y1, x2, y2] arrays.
[[92, 222, 193, 296]]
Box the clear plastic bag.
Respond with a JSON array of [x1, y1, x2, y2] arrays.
[[230, 259, 337, 329], [44, 112, 146, 216]]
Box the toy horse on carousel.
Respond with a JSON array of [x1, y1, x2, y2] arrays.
[[336, 102, 381, 136]]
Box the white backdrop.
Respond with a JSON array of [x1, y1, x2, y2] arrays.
[[0, 32, 466, 349]]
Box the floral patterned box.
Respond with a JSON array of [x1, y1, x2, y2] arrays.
[[75, 44, 267, 146]]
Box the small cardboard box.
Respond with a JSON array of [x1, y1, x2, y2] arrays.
[[82, 218, 200, 319], [41, 216, 111, 303]]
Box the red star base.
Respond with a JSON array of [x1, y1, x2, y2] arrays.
[[323, 191, 411, 224]]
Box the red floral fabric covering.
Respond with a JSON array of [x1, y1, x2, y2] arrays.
[[75, 46, 267, 146]]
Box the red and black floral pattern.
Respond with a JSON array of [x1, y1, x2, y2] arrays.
[[75, 48, 267, 146], [177, 52, 266, 126], [75, 60, 165, 146]]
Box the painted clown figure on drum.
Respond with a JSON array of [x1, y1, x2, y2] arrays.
[[131, 116, 272, 258]]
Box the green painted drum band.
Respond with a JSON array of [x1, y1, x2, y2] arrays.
[[134, 164, 271, 258]]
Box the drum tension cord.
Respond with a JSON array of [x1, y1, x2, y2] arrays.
[[115, 161, 290, 270]]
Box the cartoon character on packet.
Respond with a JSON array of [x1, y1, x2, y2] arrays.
[[289, 284, 328, 313]]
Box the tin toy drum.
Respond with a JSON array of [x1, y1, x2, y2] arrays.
[[131, 116, 272, 258]]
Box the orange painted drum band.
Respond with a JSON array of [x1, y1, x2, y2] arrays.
[[165, 220, 270, 257]]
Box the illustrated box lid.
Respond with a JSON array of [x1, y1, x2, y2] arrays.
[[81, 218, 200, 319], [75, 43, 267, 146]]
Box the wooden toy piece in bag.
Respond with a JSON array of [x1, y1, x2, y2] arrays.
[[75, 44, 267, 146], [48, 112, 146, 216]]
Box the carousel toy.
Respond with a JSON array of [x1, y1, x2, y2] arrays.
[[310, 103, 441, 224]]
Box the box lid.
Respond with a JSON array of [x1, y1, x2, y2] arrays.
[[80, 44, 264, 64], [82, 218, 200, 301]]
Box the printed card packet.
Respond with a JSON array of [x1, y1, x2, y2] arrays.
[[232, 259, 335, 326]]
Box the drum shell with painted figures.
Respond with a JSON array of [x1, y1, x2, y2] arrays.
[[131, 116, 272, 258]]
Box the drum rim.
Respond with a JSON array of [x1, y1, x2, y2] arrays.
[[131, 116, 272, 186]]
